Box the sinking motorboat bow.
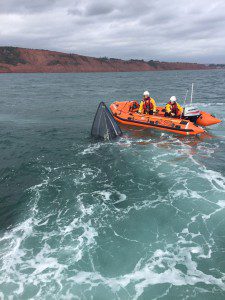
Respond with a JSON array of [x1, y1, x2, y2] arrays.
[[91, 102, 123, 140]]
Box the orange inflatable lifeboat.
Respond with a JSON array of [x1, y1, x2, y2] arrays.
[[110, 101, 221, 136]]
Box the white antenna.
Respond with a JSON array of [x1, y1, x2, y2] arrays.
[[190, 83, 194, 104], [184, 89, 188, 106]]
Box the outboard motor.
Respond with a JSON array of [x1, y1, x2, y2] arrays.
[[183, 105, 201, 123]]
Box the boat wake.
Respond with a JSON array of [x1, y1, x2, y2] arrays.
[[0, 132, 225, 298]]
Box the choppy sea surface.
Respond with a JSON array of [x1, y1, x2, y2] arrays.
[[0, 70, 225, 299]]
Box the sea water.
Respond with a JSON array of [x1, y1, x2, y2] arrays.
[[0, 70, 224, 299]]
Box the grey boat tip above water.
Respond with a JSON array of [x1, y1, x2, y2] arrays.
[[91, 102, 123, 140]]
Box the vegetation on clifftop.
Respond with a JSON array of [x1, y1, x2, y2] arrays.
[[0, 47, 27, 65], [147, 60, 159, 68]]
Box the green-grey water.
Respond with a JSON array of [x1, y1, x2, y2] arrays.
[[0, 70, 225, 299]]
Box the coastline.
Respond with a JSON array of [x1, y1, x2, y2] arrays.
[[0, 46, 216, 74]]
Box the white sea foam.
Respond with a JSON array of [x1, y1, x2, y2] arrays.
[[93, 190, 127, 205], [0, 218, 34, 295], [201, 169, 225, 191], [73, 167, 101, 185], [69, 244, 225, 299], [1, 123, 224, 298], [80, 143, 101, 155], [217, 200, 225, 208], [0, 292, 5, 300]]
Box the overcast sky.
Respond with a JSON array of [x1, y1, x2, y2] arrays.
[[0, 0, 225, 63]]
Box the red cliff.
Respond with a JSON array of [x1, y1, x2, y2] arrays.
[[0, 47, 212, 73]]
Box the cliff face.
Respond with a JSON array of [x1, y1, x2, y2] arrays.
[[0, 46, 212, 73]]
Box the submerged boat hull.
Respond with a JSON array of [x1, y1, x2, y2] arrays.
[[110, 101, 218, 136]]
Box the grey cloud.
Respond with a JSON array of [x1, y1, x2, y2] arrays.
[[0, 0, 59, 13], [68, 2, 115, 17], [67, 8, 82, 16], [85, 2, 115, 16], [0, 0, 225, 63], [68, 0, 151, 19]]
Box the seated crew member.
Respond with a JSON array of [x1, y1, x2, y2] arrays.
[[130, 101, 139, 112], [138, 91, 156, 115], [165, 96, 183, 117]]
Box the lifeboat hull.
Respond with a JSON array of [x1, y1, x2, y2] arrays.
[[110, 101, 205, 136], [196, 111, 221, 126]]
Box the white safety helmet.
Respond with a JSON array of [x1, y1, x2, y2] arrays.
[[143, 91, 150, 97], [170, 96, 177, 103]]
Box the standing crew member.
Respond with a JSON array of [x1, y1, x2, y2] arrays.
[[165, 96, 183, 117], [138, 91, 157, 115]]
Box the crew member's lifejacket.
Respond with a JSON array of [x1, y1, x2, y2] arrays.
[[129, 101, 139, 112], [143, 97, 154, 113], [170, 102, 179, 115], [165, 101, 182, 116]]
